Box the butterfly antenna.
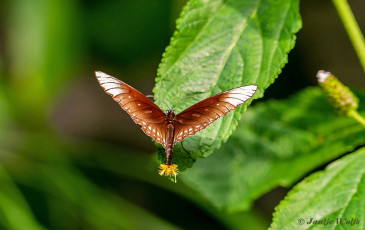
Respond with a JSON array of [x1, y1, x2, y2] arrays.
[[181, 141, 192, 155], [146, 95, 154, 98]]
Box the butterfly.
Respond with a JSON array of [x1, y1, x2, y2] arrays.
[[95, 71, 257, 178]]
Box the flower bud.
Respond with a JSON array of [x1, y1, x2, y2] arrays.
[[317, 70, 358, 115]]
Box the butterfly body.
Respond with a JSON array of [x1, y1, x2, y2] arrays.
[[95, 71, 257, 177], [165, 109, 176, 165]]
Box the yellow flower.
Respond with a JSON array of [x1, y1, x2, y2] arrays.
[[159, 164, 179, 182]]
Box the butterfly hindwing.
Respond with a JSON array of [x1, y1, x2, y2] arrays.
[[141, 121, 168, 148]]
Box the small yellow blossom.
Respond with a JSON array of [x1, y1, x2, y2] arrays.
[[159, 164, 179, 182], [159, 164, 179, 176]]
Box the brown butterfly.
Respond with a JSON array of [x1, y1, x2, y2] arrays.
[[95, 71, 257, 178]]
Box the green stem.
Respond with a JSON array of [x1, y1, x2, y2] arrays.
[[348, 110, 365, 127], [332, 0, 365, 72]]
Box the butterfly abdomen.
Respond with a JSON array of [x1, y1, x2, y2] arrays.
[[165, 109, 177, 165], [165, 123, 175, 165]]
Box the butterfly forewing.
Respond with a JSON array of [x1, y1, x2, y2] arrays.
[[95, 71, 167, 147], [173, 85, 257, 144]]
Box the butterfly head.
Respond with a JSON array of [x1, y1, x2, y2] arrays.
[[166, 109, 176, 120], [166, 109, 175, 115]]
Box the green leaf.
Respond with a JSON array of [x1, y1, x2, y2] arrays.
[[0, 166, 46, 230], [181, 88, 365, 212], [154, 0, 301, 169], [269, 147, 365, 230]]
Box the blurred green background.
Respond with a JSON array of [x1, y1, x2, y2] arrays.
[[0, 0, 364, 229]]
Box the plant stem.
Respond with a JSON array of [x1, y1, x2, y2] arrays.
[[332, 0, 365, 72], [348, 110, 365, 127]]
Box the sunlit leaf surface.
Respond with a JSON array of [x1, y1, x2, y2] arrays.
[[270, 147, 365, 230], [154, 0, 301, 169]]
